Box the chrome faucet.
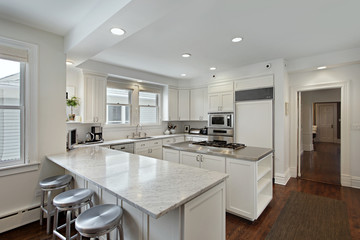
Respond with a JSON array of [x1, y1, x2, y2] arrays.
[[135, 124, 142, 137]]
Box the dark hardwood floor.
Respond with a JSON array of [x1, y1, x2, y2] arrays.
[[300, 142, 340, 185], [2, 178, 360, 240]]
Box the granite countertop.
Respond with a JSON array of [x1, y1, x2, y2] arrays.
[[47, 146, 228, 219], [163, 141, 273, 161], [74, 133, 204, 148]]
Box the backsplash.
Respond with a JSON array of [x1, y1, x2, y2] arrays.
[[66, 120, 208, 143]]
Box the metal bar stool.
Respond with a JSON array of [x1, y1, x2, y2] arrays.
[[75, 204, 124, 240], [53, 188, 94, 240], [39, 174, 73, 234]]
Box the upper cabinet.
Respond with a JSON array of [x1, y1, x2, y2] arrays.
[[83, 73, 107, 123], [208, 82, 234, 112], [178, 89, 190, 120], [168, 88, 179, 121], [190, 87, 208, 120]]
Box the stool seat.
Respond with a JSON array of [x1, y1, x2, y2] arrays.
[[40, 175, 72, 189], [53, 188, 94, 208], [76, 204, 123, 235]]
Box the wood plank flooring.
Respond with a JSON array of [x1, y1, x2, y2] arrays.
[[2, 178, 359, 240], [300, 142, 340, 185]]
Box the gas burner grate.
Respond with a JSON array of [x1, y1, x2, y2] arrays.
[[192, 141, 246, 150]]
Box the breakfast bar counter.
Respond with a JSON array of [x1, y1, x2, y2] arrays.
[[47, 146, 228, 240]]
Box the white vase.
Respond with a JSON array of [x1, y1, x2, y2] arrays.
[[164, 129, 170, 135], [170, 129, 176, 134]]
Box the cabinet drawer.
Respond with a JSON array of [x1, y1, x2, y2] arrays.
[[148, 139, 163, 147], [174, 136, 184, 143], [135, 141, 149, 149], [163, 137, 175, 144]]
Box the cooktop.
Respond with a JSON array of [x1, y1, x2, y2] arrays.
[[192, 141, 246, 150]]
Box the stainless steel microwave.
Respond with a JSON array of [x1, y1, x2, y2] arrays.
[[208, 112, 233, 128]]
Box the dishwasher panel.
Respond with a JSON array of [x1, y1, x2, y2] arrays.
[[110, 143, 134, 153]]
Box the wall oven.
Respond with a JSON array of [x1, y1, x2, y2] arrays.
[[208, 112, 233, 128]]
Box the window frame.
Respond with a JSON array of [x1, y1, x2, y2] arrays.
[[106, 88, 132, 125], [139, 91, 160, 125], [0, 36, 39, 174]]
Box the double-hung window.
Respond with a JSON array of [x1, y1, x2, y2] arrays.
[[0, 45, 27, 167], [139, 91, 159, 125], [106, 88, 132, 124]]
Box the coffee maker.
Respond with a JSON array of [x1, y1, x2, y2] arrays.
[[91, 126, 103, 142]]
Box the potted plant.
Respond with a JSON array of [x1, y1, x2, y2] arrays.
[[66, 96, 80, 121]]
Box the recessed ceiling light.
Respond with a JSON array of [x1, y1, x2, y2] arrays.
[[110, 27, 126, 36], [182, 53, 191, 58], [231, 37, 243, 43], [66, 61, 73, 65], [210, 67, 216, 71], [181, 73, 187, 77], [317, 66, 327, 70]]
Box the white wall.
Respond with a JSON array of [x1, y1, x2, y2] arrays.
[[0, 18, 66, 227], [289, 63, 360, 188]]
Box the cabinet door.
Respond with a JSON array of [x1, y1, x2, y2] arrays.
[[168, 88, 178, 121], [162, 148, 180, 163], [180, 151, 200, 168], [134, 148, 149, 157], [201, 154, 225, 173], [149, 146, 162, 159], [226, 158, 256, 220], [83, 74, 106, 123], [208, 93, 220, 112], [178, 89, 190, 120], [190, 88, 204, 120], [183, 182, 226, 240], [220, 91, 234, 112]]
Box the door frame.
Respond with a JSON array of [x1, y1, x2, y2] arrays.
[[290, 81, 350, 186]]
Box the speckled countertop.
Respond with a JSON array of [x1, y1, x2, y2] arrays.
[[47, 146, 228, 219], [163, 141, 273, 161]]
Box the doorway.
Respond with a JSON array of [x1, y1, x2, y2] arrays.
[[298, 89, 341, 185]]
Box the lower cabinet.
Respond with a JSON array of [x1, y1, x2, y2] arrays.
[[135, 139, 163, 159], [179, 151, 225, 173], [162, 148, 180, 163], [226, 154, 273, 221]]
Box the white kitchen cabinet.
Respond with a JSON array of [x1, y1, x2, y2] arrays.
[[180, 151, 225, 172], [208, 82, 234, 112], [183, 181, 226, 240], [162, 136, 184, 145], [208, 91, 234, 112], [162, 148, 180, 163], [168, 88, 178, 121], [226, 154, 273, 221], [178, 89, 190, 120], [83, 73, 107, 123], [135, 139, 163, 159], [190, 88, 208, 120]]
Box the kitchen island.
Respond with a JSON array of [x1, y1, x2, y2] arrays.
[[47, 146, 228, 240], [163, 141, 273, 221]]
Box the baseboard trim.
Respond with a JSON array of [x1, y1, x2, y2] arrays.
[[290, 167, 297, 178], [0, 205, 40, 233], [303, 144, 314, 152], [275, 168, 291, 185], [351, 176, 360, 189], [341, 174, 352, 187]]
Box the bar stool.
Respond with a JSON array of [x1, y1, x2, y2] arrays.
[[53, 188, 94, 240], [39, 174, 73, 234], [75, 204, 124, 240]]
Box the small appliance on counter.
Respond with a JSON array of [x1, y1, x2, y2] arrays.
[[67, 128, 77, 150], [189, 127, 208, 135], [84, 125, 104, 144]]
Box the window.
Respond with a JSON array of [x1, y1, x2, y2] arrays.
[[106, 88, 131, 124], [0, 47, 27, 167], [139, 91, 159, 125]]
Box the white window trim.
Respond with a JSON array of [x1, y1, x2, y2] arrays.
[[0, 36, 39, 175], [139, 91, 160, 125]]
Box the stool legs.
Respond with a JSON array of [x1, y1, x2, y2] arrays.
[[117, 224, 124, 240], [40, 189, 53, 234]]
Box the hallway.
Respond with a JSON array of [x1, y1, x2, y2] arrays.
[[300, 142, 341, 185]]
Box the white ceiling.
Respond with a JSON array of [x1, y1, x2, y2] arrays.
[[1, 0, 360, 80]]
